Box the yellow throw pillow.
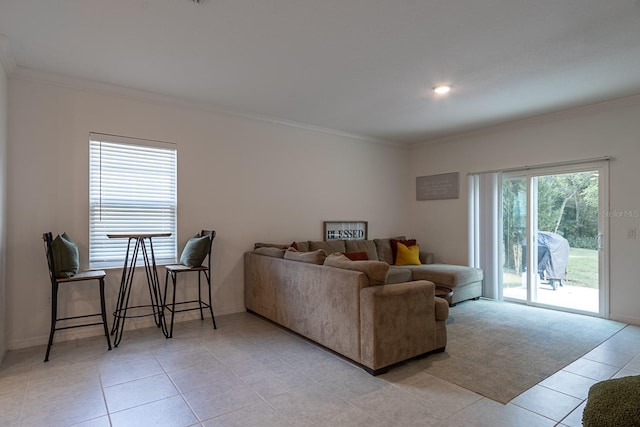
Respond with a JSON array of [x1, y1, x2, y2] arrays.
[[395, 242, 421, 265]]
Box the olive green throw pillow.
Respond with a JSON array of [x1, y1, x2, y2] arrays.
[[180, 234, 210, 267], [52, 233, 79, 278]]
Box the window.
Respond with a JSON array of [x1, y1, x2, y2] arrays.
[[89, 133, 177, 269]]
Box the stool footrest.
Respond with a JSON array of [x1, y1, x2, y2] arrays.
[[164, 300, 211, 314]]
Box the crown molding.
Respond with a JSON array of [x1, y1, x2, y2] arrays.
[[410, 91, 640, 149], [0, 34, 16, 76], [10, 66, 404, 148]]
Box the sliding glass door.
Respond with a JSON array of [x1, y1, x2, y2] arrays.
[[501, 164, 608, 316]]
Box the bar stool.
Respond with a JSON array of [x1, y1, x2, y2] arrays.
[[42, 232, 111, 362], [163, 230, 217, 337]]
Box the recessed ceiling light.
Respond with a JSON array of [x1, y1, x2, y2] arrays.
[[433, 85, 451, 95]]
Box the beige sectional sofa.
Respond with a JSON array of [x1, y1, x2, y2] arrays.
[[244, 237, 482, 374], [288, 237, 484, 306]]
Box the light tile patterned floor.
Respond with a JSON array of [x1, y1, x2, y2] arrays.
[[1, 309, 640, 426]]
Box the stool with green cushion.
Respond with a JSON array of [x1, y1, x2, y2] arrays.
[[42, 232, 111, 362], [163, 230, 217, 337], [583, 375, 640, 426]]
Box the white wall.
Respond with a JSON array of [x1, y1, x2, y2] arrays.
[[409, 96, 640, 324], [0, 48, 8, 362], [6, 70, 410, 349]]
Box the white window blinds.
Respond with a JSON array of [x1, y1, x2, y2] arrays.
[[89, 134, 177, 269]]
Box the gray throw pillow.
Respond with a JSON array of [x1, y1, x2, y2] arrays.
[[180, 234, 210, 267], [52, 233, 79, 278]]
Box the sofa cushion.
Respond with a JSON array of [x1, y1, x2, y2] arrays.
[[395, 242, 421, 266], [345, 240, 379, 261], [407, 264, 484, 287], [284, 248, 327, 264], [324, 253, 389, 285], [252, 247, 285, 258], [293, 241, 310, 252], [373, 236, 406, 264], [254, 242, 289, 250], [390, 238, 417, 264], [309, 240, 346, 254], [386, 266, 413, 284], [434, 297, 450, 321]]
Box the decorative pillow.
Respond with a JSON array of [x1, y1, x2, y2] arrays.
[[345, 240, 378, 261], [180, 234, 210, 267], [324, 253, 389, 285], [390, 238, 417, 264], [284, 248, 327, 265], [252, 247, 285, 258], [52, 233, 79, 278], [395, 242, 421, 266], [373, 236, 406, 264], [344, 251, 369, 261]]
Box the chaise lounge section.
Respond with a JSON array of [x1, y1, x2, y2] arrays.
[[285, 236, 484, 306]]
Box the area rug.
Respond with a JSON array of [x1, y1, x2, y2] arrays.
[[419, 299, 626, 403]]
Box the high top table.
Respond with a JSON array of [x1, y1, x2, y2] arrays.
[[108, 233, 171, 346]]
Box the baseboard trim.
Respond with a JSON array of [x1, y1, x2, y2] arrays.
[[7, 304, 246, 350], [609, 314, 640, 326]]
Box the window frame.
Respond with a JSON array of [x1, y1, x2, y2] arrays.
[[89, 133, 177, 269]]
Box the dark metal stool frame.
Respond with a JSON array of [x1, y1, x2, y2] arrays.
[[163, 230, 217, 338], [109, 233, 170, 347], [42, 232, 112, 362]]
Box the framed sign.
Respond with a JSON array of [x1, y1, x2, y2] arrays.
[[323, 221, 368, 241], [416, 172, 459, 200]]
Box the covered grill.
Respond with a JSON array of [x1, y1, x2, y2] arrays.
[[522, 231, 570, 290]]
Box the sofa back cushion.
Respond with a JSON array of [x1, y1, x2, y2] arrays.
[[324, 253, 389, 285], [345, 240, 379, 261], [373, 236, 406, 264], [309, 240, 346, 254], [254, 242, 289, 250], [292, 241, 310, 252], [252, 247, 285, 258], [284, 248, 327, 264]]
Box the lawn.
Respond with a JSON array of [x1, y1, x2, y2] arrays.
[[566, 247, 598, 288], [502, 247, 598, 289]]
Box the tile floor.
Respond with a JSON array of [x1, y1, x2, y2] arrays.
[[1, 310, 640, 427]]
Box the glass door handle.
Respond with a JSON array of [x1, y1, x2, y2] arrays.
[[597, 233, 604, 251]]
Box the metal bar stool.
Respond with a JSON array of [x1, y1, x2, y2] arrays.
[[163, 230, 217, 338], [42, 232, 111, 362]]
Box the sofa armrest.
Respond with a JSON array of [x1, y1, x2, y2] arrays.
[[419, 251, 434, 264], [360, 280, 437, 373]]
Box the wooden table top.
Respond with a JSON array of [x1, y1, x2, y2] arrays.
[[107, 233, 172, 239]]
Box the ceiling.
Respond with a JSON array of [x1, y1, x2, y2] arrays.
[[1, 0, 640, 144]]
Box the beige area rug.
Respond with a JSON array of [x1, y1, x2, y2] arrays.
[[420, 299, 626, 404]]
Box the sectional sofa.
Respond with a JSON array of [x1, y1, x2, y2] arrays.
[[244, 237, 483, 374]]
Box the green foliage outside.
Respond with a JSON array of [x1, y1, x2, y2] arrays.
[[502, 171, 599, 284]]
